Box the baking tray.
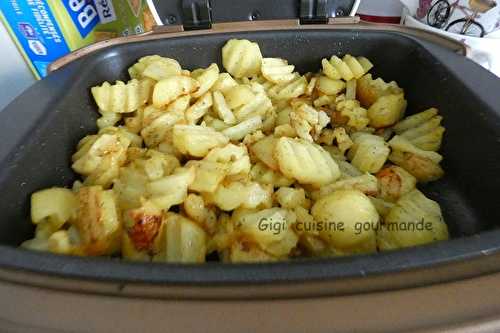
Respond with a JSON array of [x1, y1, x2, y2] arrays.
[[0, 23, 499, 300]]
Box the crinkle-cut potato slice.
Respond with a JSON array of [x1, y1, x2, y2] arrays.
[[388, 135, 443, 164], [191, 63, 219, 98], [389, 150, 444, 183], [97, 112, 122, 130], [249, 135, 279, 170], [222, 115, 263, 141], [356, 73, 404, 107], [395, 108, 445, 151], [28, 38, 451, 262], [394, 107, 438, 133], [378, 189, 449, 250], [275, 137, 341, 186], [74, 186, 121, 256], [236, 208, 298, 257], [128, 55, 181, 80], [323, 55, 373, 81], [91, 79, 153, 114], [31, 188, 78, 228], [152, 75, 199, 108], [261, 58, 296, 84], [222, 39, 263, 78], [268, 76, 307, 100], [367, 93, 407, 128], [347, 133, 390, 174], [173, 124, 229, 157]]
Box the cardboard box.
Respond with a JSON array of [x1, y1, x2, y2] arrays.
[[0, 0, 147, 79]]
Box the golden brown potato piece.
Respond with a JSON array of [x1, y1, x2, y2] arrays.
[[74, 186, 122, 256], [356, 74, 404, 108], [376, 165, 417, 202]]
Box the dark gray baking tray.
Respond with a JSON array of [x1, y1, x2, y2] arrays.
[[0, 25, 499, 299]]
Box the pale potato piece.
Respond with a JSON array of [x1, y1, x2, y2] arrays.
[[311, 189, 379, 249], [128, 55, 181, 80], [185, 92, 213, 124], [249, 135, 279, 170], [222, 39, 263, 78], [394, 108, 439, 133], [29, 43, 449, 262], [321, 58, 341, 80], [378, 189, 449, 250], [160, 213, 207, 263], [268, 76, 307, 100], [191, 63, 220, 98], [211, 73, 238, 93], [186, 160, 228, 193], [347, 133, 390, 174], [207, 181, 270, 211], [311, 174, 379, 200], [388, 135, 443, 164], [152, 76, 199, 108], [222, 115, 263, 141], [236, 208, 298, 257], [395, 108, 445, 152], [31, 188, 78, 228], [274, 137, 341, 186], [330, 55, 354, 81], [147, 167, 196, 209], [367, 93, 407, 128], [249, 162, 294, 187], [212, 91, 237, 125], [233, 92, 272, 121], [224, 85, 255, 109], [91, 79, 153, 114], [173, 124, 229, 157], [204, 143, 251, 176], [261, 58, 296, 84], [274, 187, 307, 209]]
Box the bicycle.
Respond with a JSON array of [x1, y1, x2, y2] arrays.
[[427, 0, 497, 37]]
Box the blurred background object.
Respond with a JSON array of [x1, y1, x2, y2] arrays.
[[0, 21, 35, 110], [357, 0, 404, 23]]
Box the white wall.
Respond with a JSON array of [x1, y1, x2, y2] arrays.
[[0, 21, 36, 111]]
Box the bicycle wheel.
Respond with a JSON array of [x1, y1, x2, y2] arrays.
[[446, 18, 486, 37], [427, 0, 451, 28]]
